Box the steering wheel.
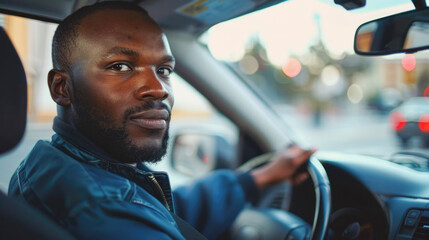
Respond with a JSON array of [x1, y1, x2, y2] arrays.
[[235, 154, 331, 240], [307, 156, 331, 239]]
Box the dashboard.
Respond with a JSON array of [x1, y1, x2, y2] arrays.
[[307, 151, 428, 239], [233, 151, 429, 239]]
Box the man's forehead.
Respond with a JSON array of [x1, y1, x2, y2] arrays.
[[68, 7, 173, 63], [76, 8, 165, 47], [78, 8, 160, 35], [82, 7, 149, 20]]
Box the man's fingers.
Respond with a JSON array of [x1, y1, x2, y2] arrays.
[[291, 172, 309, 185], [251, 146, 317, 189], [292, 148, 317, 168]]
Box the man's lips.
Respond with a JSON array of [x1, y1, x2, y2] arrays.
[[129, 109, 170, 130]]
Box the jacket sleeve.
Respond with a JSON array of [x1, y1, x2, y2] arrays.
[[172, 170, 259, 240]]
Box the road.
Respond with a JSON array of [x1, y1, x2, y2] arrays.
[[293, 111, 401, 154]]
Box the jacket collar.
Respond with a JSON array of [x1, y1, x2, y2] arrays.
[[51, 117, 174, 211], [52, 117, 150, 171], [52, 117, 119, 164]]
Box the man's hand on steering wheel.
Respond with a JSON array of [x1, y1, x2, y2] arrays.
[[250, 145, 317, 189]]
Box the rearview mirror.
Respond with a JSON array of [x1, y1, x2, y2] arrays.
[[355, 8, 429, 55]]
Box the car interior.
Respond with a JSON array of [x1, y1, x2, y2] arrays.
[[1, 0, 429, 239]]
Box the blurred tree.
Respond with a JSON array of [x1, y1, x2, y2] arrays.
[[232, 34, 373, 126]]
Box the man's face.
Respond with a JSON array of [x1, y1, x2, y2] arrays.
[[68, 9, 175, 163]]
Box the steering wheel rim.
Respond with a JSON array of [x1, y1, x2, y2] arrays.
[[307, 156, 331, 240], [238, 153, 331, 240]]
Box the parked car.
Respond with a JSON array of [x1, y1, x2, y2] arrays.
[[390, 97, 429, 146], [1, 0, 429, 239]]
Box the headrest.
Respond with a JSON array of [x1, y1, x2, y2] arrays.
[[0, 27, 27, 154]]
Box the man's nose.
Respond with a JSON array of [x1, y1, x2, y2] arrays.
[[134, 70, 169, 101]]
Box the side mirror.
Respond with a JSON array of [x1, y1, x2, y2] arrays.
[[355, 8, 429, 55], [171, 132, 236, 177]]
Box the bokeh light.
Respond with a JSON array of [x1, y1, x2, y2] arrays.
[[282, 58, 302, 77], [424, 87, 429, 97], [347, 84, 363, 104], [390, 112, 407, 130], [321, 65, 340, 86], [239, 55, 259, 75], [401, 54, 416, 72], [419, 114, 429, 132]]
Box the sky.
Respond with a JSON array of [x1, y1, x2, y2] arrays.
[[318, 0, 414, 13], [206, 0, 415, 66]]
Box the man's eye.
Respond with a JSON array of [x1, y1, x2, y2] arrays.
[[158, 67, 172, 77], [109, 63, 132, 72]]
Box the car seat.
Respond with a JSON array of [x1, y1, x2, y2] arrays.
[[0, 26, 75, 240]]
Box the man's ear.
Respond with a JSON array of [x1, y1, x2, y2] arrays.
[[48, 69, 72, 106]]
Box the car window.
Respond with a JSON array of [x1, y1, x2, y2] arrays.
[[199, 0, 429, 154]]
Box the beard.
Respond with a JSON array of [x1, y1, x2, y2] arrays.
[[72, 97, 170, 164]]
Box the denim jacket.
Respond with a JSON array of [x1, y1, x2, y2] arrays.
[[8, 118, 258, 240]]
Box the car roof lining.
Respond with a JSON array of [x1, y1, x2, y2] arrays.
[[0, 0, 287, 35]]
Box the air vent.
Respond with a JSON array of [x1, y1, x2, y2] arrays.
[[268, 191, 285, 209], [257, 185, 290, 210], [413, 211, 429, 240]]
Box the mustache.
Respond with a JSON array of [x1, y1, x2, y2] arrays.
[[124, 101, 171, 120]]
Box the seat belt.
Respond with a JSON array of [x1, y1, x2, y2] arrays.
[[170, 212, 208, 240]]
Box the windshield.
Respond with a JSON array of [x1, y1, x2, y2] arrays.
[[199, 0, 429, 159]]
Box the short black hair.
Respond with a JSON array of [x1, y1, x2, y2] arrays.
[[51, 1, 148, 72]]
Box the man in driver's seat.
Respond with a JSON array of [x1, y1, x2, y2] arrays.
[[8, 2, 314, 239]]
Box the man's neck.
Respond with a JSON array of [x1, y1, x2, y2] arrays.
[[52, 117, 120, 164], [53, 116, 153, 172]]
